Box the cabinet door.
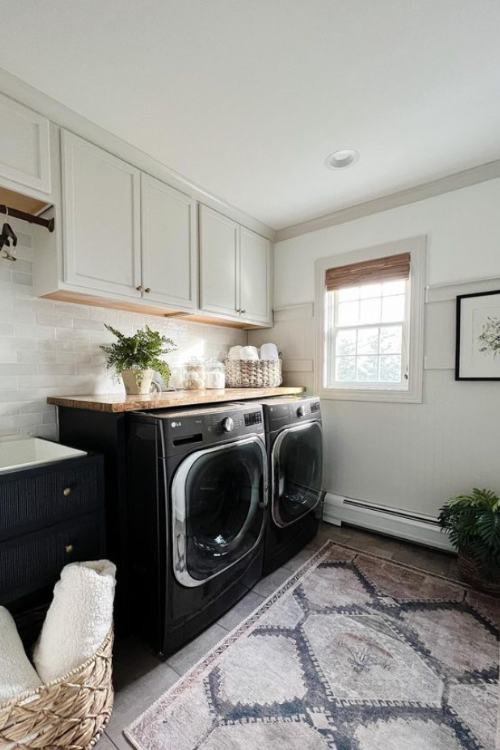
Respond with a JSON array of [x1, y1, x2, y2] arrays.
[[61, 130, 141, 298], [239, 227, 272, 324], [0, 93, 51, 194], [199, 205, 239, 317], [141, 174, 197, 310]]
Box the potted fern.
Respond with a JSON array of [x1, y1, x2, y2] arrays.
[[439, 488, 500, 594], [100, 324, 176, 395]]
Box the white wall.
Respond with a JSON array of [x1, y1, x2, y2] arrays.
[[0, 218, 245, 439], [250, 178, 500, 520]]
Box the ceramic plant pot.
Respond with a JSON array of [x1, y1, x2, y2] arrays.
[[121, 368, 155, 395]]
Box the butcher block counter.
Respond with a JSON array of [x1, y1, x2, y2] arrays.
[[48, 386, 305, 413]]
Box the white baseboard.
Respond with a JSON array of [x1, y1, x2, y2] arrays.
[[323, 493, 453, 552]]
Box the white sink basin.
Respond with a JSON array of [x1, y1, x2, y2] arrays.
[[0, 438, 87, 473]]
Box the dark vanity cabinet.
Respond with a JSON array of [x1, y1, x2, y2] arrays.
[[0, 453, 105, 642]]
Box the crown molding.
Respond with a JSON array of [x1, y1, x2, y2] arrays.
[[0, 66, 275, 241], [275, 160, 500, 243]]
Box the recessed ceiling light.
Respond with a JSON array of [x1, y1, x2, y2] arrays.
[[325, 149, 359, 170]]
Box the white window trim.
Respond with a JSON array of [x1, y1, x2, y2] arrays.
[[315, 236, 426, 403]]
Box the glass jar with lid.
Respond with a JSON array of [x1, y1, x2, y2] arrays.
[[184, 359, 206, 389], [205, 360, 226, 389]]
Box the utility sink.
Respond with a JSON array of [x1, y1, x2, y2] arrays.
[[0, 437, 87, 473]]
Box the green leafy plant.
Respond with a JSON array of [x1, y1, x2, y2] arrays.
[[438, 488, 500, 575], [100, 324, 176, 383]]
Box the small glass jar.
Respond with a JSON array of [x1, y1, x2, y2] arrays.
[[205, 360, 226, 389], [184, 359, 206, 389]]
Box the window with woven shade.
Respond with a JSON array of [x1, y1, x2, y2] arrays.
[[323, 251, 413, 391]]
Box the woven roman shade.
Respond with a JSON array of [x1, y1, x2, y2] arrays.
[[325, 252, 410, 291]]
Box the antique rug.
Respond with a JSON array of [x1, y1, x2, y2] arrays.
[[125, 540, 500, 750]]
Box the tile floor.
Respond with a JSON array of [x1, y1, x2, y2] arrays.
[[97, 522, 458, 749]]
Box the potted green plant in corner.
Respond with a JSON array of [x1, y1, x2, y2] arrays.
[[100, 324, 176, 395], [439, 488, 500, 594]]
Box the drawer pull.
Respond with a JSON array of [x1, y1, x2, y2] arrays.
[[63, 487, 72, 497], [65, 544, 74, 555]]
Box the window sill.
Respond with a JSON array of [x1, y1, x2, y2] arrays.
[[318, 386, 423, 404]]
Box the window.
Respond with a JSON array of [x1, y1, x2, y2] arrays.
[[315, 238, 426, 403]]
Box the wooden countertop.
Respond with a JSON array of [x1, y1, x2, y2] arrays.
[[47, 387, 306, 413]]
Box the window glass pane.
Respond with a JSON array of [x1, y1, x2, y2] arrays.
[[337, 300, 359, 326], [379, 355, 402, 382], [359, 297, 381, 324], [335, 329, 356, 355], [338, 286, 359, 302], [357, 327, 379, 355], [359, 282, 381, 299], [382, 279, 406, 296], [335, 356, 356, 381], [381, 294, 405, 322], [380, 325, 402, 354], [356, 355, 378, 381]]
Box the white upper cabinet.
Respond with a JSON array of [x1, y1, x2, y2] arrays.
[[0, 93, 51, 194], [141, 174, 197, 310], [199, 205, 272, 325], [239, 227, 271, 324], [199, 205, 239, 317], [61, 130, 142, 298]]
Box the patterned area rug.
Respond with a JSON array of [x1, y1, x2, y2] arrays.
[[125, 541, 499, 750]]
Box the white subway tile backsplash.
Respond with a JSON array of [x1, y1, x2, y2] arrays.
[[0, 220, 245, 438]]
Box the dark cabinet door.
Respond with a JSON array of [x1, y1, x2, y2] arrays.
[[171, 437, 266, 586], [272, 422, 323, 527]]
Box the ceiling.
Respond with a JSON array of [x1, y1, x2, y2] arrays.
[[1, 1, 500, 230]]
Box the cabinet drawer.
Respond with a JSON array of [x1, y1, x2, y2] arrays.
[[0, 455, 104, 540], [0, 513, 104, 601]]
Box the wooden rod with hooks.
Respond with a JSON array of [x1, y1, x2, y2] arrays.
[[0, 204, 54, 232]]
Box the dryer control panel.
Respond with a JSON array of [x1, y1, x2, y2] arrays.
[[260, 396, 321, 433]]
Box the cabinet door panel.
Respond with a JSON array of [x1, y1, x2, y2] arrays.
[[239, 227, 271, 324], [0, 93, 51, 194], [141, 174, 197, 310], [61, 130, 141, 297], [199, 205, 238, 317]]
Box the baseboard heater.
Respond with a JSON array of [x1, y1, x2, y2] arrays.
[[323, 492, 453, 552]]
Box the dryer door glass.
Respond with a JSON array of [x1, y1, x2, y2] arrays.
[[172, 438, 266, 585], [272, 421, 323, 527]]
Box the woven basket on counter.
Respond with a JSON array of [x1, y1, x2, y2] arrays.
[[0, 630, 114, 750], [225, 358, 282, 388]]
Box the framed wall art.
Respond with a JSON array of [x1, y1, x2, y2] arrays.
[[455, 290, 500, 381]]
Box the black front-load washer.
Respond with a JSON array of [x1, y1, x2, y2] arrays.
[[127, 403, 267, 657], [260, 396, 324, 575]]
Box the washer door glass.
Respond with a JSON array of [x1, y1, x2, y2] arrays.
[[173, 438, 266, 585], [272, 421, 323, 527]]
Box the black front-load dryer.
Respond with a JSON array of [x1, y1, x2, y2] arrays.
[[127, 403, 267, 657], [260, 396, 324, 575]]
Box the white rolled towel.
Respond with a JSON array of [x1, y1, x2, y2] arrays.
[[240, 346, 259, 361], [227, 345, 242, 360], [0, 606, 42, 702], [260, 343, 279, 361], [33, 560, 116, 683]]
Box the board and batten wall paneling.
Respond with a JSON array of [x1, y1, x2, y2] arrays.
[[249, 177, 500, 520], [0, 218, 246, 439]]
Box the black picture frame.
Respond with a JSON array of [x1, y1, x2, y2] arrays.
[[455, 289, 500, 381]]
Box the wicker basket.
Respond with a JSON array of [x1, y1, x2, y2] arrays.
[[0, 630, 114, 750], [225, 358, 282, 388], [457, 552, 500, 596]]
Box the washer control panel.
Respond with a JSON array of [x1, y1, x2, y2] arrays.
[[138, 404, 265, 455]]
